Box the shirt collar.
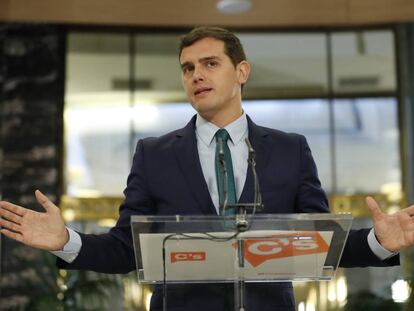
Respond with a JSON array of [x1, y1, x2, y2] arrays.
[[195, 112, 248, 147]]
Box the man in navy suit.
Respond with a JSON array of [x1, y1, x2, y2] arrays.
[[1, 27, 414, 310]]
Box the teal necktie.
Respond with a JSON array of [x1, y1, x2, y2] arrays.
[[215, 129, 237, 215]]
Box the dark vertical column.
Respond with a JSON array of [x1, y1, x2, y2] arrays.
[[396, 23, 414, 311], [325, 31, 338, 193], [0, 23, 65, 310], [397, 24, 414, 205], [0, 24, 5, 297]]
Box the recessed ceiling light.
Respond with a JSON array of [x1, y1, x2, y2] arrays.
[[217, 0, 252, 14]]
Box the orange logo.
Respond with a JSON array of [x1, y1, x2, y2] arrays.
[[239, 232, 329, 267], [171, 252, 206, 263]]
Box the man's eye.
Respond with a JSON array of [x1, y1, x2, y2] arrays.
[[182, 66, 193, 74], [206, 61, 218, 68]]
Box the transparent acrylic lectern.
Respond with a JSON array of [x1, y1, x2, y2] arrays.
[[131, 213, 352, 311]]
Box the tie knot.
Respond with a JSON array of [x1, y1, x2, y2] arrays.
[[215, 129, 230, 143]]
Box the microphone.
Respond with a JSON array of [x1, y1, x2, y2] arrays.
[[244, 138, 262, 211], [218, 137, 225, 162], [244, 137, 256, 163]]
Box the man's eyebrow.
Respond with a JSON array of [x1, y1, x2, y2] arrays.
[[199, 56, 221, 62], [180, 56, 221, 69]]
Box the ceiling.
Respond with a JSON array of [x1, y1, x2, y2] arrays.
[[0, 0, 414, 28]]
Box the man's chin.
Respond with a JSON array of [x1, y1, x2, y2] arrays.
[[190, 102, 213, 115]]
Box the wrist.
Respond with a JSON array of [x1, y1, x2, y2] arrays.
[[55, 228, 69, 251], [63, 228, 70, 246], [368, 228, 398, 259]]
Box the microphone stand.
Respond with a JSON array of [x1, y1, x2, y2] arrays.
[[218, 138, 263, 311]]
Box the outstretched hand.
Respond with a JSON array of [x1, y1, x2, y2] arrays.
[[366, 196, 414, 252], [0, 190, 68, 251]]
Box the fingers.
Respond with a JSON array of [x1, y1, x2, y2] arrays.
[[0, 217, 21, 234], [35, 190, 56, 211], [366, 199, 414, 218], [0, 201, 26, 217], [365, 196, 384, 220], [0, 228, 23, 243], [0, 207, 22, 224]]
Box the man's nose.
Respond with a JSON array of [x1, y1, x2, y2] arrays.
[[192, 66, 204, 82]]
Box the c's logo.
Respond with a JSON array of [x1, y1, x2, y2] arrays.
[[171, 251, 206, 263], [240, 232, 329, 267]]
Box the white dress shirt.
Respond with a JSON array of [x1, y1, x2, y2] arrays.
[[195, 113, 248, 213]]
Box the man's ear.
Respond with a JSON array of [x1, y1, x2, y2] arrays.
[[237, 60, 251, 85]]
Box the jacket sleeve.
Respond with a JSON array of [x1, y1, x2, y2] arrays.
[[57, 139, 155, 273]]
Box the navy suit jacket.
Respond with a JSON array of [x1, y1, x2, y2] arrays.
[[58, 115, 399, 310]]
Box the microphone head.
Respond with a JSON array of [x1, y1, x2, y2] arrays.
[[244, 138, 255, 156], [218, 139, 225, 159]]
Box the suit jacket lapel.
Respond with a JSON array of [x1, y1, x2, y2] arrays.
[[173, 115, 217, 215], [239, 116, 271, 205]]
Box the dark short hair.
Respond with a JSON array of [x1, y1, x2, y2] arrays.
[[179, 26, 246, 67]]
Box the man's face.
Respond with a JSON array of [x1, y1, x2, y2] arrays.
[[179, 37, 249, 122]]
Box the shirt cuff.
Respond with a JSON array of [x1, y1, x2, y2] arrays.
[[50, 227, 82, 263], [367, 228, 398, 260]]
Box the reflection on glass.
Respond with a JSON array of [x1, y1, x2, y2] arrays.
[[134, 34, 183, 93], [334, 98, 401, 194], [133, 33, 187, 124], [331, 30, 396, 94], [67, 32, 130, 94], [238, 33, 328, 98], [132, 103, 194, 140], [65, 102, 132, 197], [243, 100, 332, 192], [65, 33, 130, 197]]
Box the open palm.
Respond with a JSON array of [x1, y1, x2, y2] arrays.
[[366, 196, 414, 252], [0, 190, 68, 251]]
